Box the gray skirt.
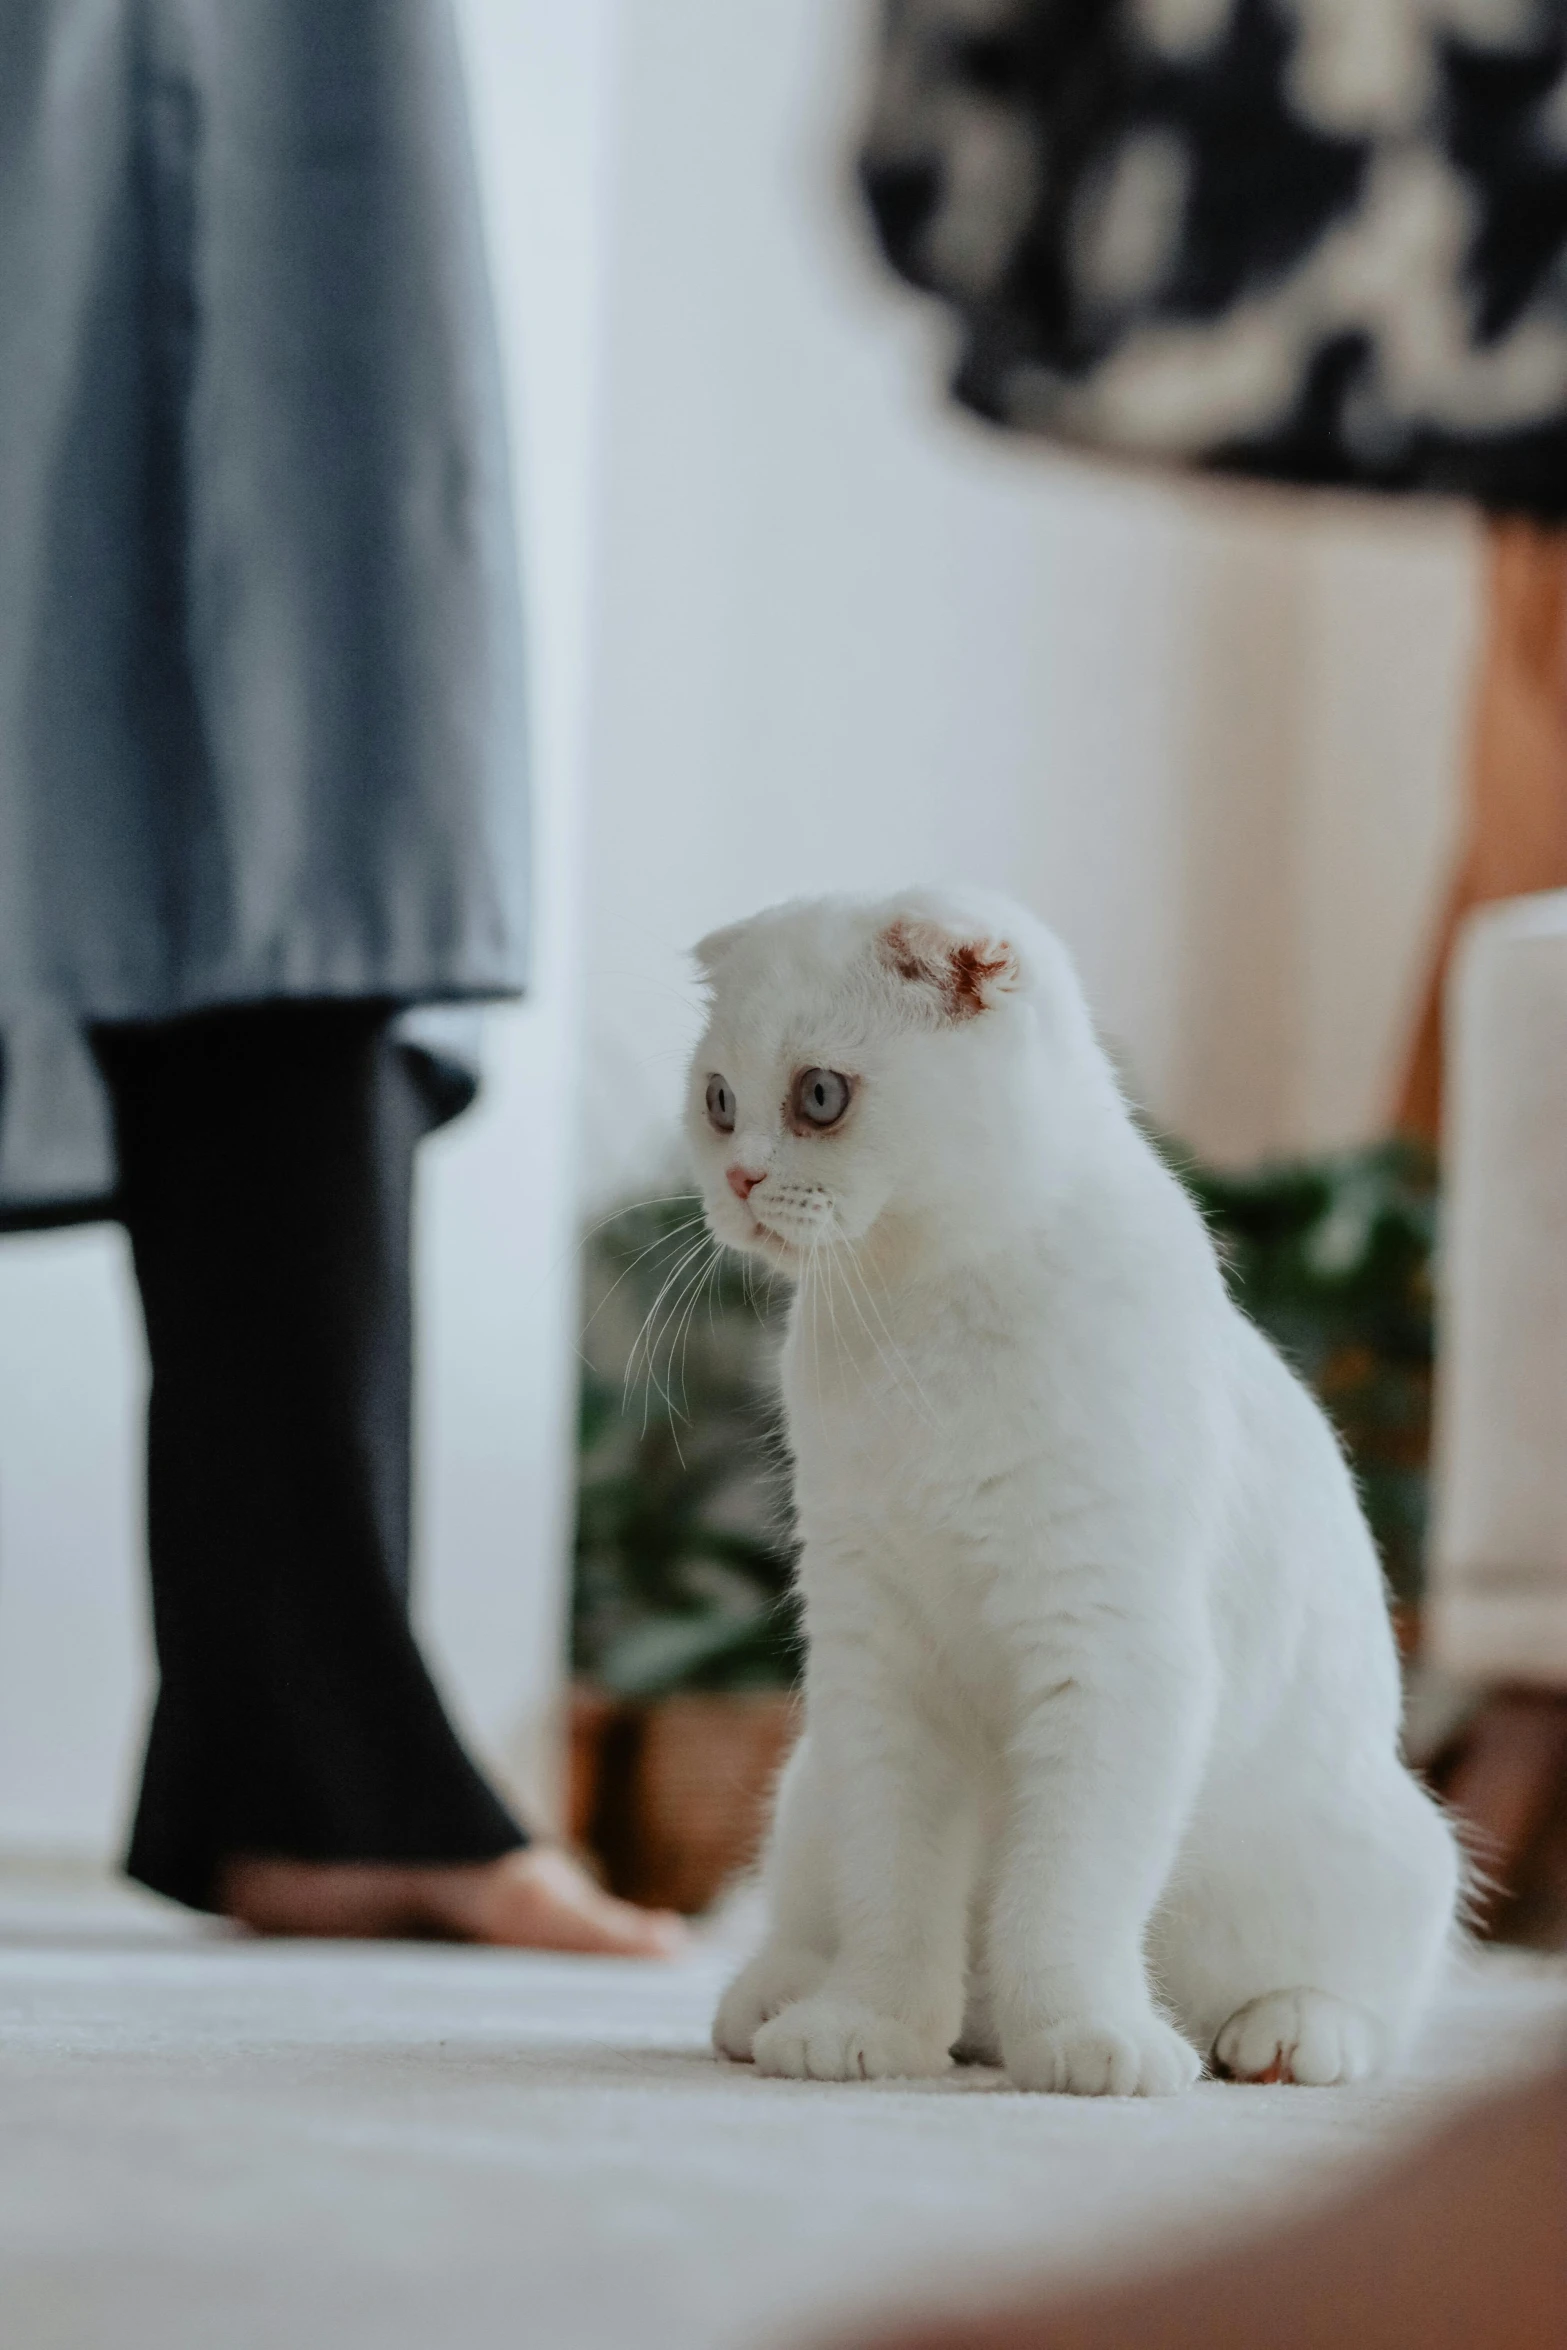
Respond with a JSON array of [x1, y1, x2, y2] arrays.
[[0, 0, 528, 1222]]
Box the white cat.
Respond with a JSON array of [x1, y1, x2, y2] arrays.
[[687, 886, 1459, 2095]]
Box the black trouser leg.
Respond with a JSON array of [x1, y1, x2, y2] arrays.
[[91, 1001, 525, 1913]]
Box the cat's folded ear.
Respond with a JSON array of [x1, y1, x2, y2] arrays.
[[875, 916, 1022, 1022], [692, 919, 749, 984]]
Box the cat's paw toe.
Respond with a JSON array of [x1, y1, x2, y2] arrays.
[[751, 1997, 950, 2082], [1213, 1989, 1382, 2086], [713, 1947, 829, 2061], [1004, 2013, 1200, 2097]]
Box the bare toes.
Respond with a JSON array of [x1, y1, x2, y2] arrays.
[[454, 1849, 687, 1955]]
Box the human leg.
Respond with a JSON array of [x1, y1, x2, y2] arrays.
[[94, 1000, 678, 1951]]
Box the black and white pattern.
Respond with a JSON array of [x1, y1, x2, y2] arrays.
[[860, 0, 1567, 511]]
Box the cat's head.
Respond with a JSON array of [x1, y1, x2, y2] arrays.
[[685, 887, 1087, 1269]]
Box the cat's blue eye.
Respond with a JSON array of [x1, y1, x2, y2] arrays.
[[792, 1068, 851, 1129], [705, 1075, 735, 1133]]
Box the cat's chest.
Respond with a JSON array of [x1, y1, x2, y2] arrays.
[[782, 1300, 1033, 1492], [797, 1466, 1018, 1685], [803, 1527, 1019, 1740]]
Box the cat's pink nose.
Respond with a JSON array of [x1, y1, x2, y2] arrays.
[[727, 1164, 765, 1201]]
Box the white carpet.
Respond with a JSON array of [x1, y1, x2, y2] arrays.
[[2, 1870, 1563, 2350]]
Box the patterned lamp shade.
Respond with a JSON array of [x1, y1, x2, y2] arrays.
[[861, 0, 1567, 515]]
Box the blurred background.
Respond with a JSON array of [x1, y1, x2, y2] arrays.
[[0, 0, 1482, 1872]]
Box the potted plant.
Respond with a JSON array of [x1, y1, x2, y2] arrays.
[[570, 1193, 800, 1912], [1176, 1137, 1437, 1626], [568, 1143, 1437, 1910]]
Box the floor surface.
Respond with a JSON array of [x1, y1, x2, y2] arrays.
[[2, 1868, 1564, 2350]]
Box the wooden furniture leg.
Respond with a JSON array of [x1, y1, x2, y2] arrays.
[[1433, 1690, 1567, 1936]]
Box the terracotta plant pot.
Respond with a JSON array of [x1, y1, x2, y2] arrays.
[[568, 1684, 798, 1915]]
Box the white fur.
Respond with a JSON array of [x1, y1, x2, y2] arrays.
[[686, 888, 1459, 2095]]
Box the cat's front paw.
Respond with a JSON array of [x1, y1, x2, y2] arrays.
[[713, 1946, 829, 2061], [1212, 1989, 1382, 2085], [751, 1995, 952, 2082], [1003, 2012, 1200, 2097]]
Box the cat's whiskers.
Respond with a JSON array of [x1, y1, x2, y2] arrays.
[[797, 1226, 895, 1429], [669, 1238, 723, 1424], [639, 1239, 723, 1460], [581, 1213, 709, 1340], [834, 1245, 936, 1430], [625, 1232, 717, 1428], [579, 1189, 697, 1240], [799, 1231, 829, 1405], [540, 1189, 701, 1303], [749, 1178, 836, 1261], [826, 1246, 870, 1408], [659, 1237, 722, 1399], [804, 1230, 851, 1411], [817, 1238, 852, 1407], [840, 1246, 941, 1429]]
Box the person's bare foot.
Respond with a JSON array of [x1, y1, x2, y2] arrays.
[[217, 1846, 686, 1956]]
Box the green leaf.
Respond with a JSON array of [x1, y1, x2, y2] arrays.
[[597, 1607, 781, 1699]]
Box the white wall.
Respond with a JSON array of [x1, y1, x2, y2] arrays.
[[0, 1228, 146, 1851], [0, 0, 617, 1859], [579, 0, 1479, 1200], [1142, 493, 1479, 1164], [411, 0, 619, 1828]]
